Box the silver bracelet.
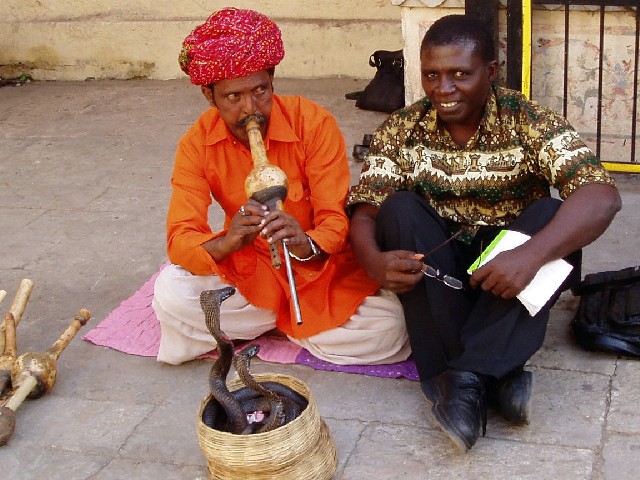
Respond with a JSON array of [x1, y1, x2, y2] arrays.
[[288, 235, 322, 262]]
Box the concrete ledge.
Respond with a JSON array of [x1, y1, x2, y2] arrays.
[[0, 1, 403, 80]]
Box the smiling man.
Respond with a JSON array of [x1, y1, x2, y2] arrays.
[[152, 8, 410, 368], [347, 14, 621, 452]]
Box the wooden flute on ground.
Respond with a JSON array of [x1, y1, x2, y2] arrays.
[[0, 308, 91, 446], [0, 279, 34, 354], [243, 116, 303, 325]]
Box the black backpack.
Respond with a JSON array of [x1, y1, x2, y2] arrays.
[[355, 50, 405, 114], [571, 266, 640, 357]]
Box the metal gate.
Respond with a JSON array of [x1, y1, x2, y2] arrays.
[[468, 1, 639, 172]]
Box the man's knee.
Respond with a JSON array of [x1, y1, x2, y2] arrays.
[[152, 264, 219, 322], [376, 192, 448, 251]]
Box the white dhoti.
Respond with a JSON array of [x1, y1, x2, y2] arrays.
[[152, 264, 411, 366]]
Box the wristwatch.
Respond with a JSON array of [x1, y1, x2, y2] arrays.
[[288, 235, 322, 262]]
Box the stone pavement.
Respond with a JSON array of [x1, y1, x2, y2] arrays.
[[0, 78, 639, 480]]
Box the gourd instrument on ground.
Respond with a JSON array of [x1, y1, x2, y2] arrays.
[[244, 114, 303, 325], [200, 288, 307, 434], [0, 279, 90, 446]]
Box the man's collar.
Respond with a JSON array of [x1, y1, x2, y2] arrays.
[[264, 97, 300, 144], [424, 104, 439, 133], [208, 116, 229, 145], [206, 95, 300, 146], [482, 86, 500, 133]]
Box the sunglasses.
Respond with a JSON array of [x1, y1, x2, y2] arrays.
[[417, 231, 464, 290]]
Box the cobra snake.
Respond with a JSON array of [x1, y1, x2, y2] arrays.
[[200, 288, 307, 434]]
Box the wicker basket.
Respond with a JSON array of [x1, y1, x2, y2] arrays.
[[196, 373, 337, 480]]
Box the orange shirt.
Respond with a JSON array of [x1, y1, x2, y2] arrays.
[[166, 95, 380, 338]]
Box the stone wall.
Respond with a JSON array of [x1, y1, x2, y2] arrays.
[[0, 0, 403, 80]]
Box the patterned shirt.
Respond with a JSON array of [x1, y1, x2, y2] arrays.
[[346, 85, 616, 242]]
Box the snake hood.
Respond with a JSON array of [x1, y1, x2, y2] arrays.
[[237, 344, 260, 360], [200, 287, 236, 312]]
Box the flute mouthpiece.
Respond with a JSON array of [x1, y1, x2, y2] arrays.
[[241, 114, 266, 129]]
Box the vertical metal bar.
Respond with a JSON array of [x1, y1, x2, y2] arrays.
[[595, 5, 606, 159], [522, 0, 532, 98], [464, 0, 500, 59], [280, 243, 303, 325], [563, 5, 570, 118], [507, 0, 523, 91], [466, 0, 499, 60], [631, 6, 639, 163]]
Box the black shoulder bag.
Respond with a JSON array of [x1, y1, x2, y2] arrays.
[[355, 50, 405, 114], [571, 266, 640, 357]]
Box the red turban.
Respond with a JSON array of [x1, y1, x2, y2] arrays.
[[179, 8, 285, 85]]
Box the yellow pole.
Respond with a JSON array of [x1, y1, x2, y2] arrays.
[[521, 0, 532, 99], [601, 161, 640, 173]]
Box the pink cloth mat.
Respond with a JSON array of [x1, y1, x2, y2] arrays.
[[82, 265, 418, 381]]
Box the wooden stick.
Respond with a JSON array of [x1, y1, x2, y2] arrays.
[[47, 309, 91, 360], [0, 314, 17, 394], [0, 279, 34, 353], [0, 291, 9, 359], [0, 375, 37, 446], [4, 375, 37, 412], [0, 314, 16, 359], [8, 279, 34, 326]]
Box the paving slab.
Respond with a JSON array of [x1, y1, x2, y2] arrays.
[[608, 361, 640, 435], [0, 78, 639, 479], [341, 423, 595, 479]]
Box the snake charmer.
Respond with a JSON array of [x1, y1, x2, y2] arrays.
[[152, 7, 410, 366]]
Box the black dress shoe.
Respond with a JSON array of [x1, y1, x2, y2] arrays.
[[420, 377, 439, 406], [489, 368, 534, 425], [423, 369, 487, 452]]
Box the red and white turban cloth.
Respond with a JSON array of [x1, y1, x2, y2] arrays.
[[179, 7, 285, 85]]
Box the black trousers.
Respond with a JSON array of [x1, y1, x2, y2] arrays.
[[376, 192, 581, 380]]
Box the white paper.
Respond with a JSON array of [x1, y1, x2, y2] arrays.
[[469, 230, 573, 316]]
